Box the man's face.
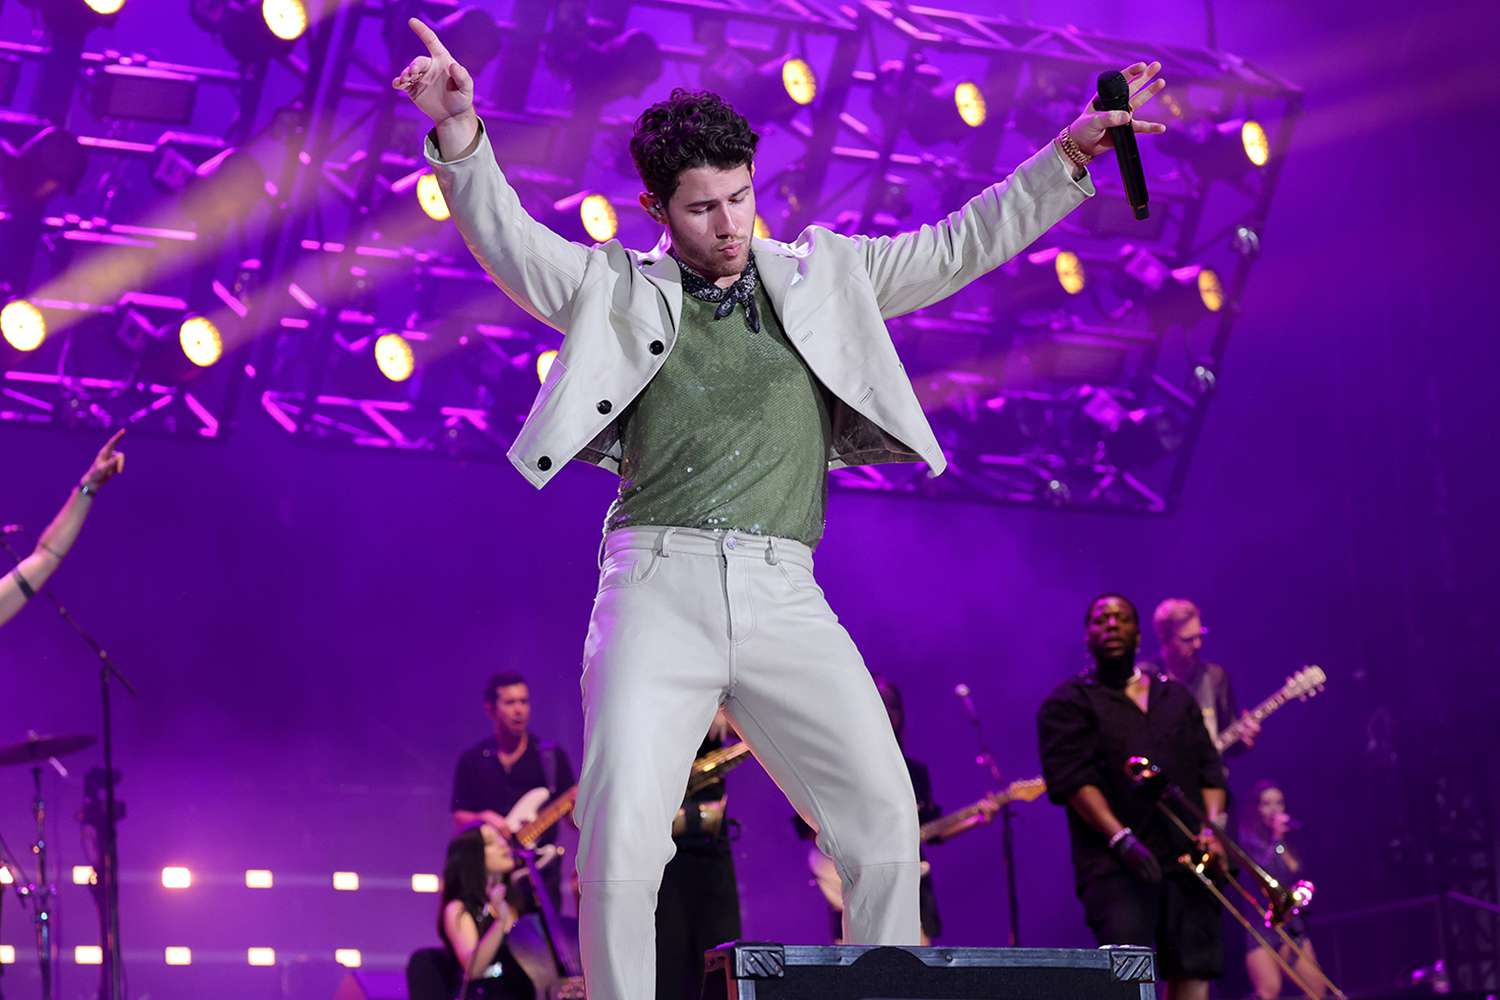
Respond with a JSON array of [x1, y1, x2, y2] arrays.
[[486, 683, 530, 739], [1086, 597, 1140, 661], [649, 163, 756, 283], [1164, 615, 1205, 669]]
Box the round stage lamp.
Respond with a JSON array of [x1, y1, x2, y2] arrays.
[[535, 348, 558, 384], [1, 300, 46, 352], [375, 333, 415, 383], [579, 194, 618, 242], [1196, 268, 1224, 312], [262, 0, 307, 41], [953, 81, 987, 128], [86, 0, 127, 13], [1055, 250, 1086, 295], [179, 316, 223, 367], [1240, 120, 1270, 167], [781, 57, 816, 106], [416, 172, 450, 221]]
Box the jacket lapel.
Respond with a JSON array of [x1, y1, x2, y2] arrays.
[[752, 240, 802, 332], [637, 234, 683, 333]]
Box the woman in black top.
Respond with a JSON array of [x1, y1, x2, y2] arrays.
[[439, 823, 535, 999], [1242, 781, 1327, 999]]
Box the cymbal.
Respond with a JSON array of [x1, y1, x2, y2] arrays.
[[0, 733, 96, 767]]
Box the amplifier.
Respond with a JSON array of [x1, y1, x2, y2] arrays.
[[701, 942, 1156, 1000]]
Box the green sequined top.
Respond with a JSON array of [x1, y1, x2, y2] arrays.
[[604, 273, 834, 548]]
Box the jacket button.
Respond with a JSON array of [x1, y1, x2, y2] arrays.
[[537, 456, 552, 471], [597, 400, 612, 415], [648, 340, 664, 355]]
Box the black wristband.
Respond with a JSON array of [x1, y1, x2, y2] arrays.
[[10, 568, 35, 600]]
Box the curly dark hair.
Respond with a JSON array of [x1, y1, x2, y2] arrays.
[[630, 88, 760, 206]]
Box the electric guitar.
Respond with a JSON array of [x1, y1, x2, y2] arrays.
[[808, 776, 1047, 913], [1214, 666, 1326, 754]]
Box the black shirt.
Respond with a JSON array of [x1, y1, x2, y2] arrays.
[[451, 737, 576, 848], [1037, 668, 1227, 892]]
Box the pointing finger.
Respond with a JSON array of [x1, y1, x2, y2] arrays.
[[408, 17, 451, 61]]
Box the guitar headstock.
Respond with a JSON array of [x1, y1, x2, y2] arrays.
[[1004, 777, 1047, 804], [1284, 665, 1327, 702]]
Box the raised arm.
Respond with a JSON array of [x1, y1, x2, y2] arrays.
[[0, 431, 125, 629], [442, 892, 515, 981], [859, 61, 1166, 319], [394, 18, 591, 331]]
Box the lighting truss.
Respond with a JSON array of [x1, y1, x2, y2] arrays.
[[0, 0, 1299, 514]]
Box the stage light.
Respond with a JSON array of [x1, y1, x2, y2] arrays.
[[2, 299, 47, 352], [335, 949, 362, 968], [76, 946, 104, 965], [161, 866, 192, 889], [781, 58, 817, 106], [245, 868, 274, 888], [0, 867, 13, 885], [262, 0, 307, 41], [20, 0, 120, 28], [332, 870, 360, 891], [703, 48, 813, 123], [754, 215, 771, 240], [374, 335, 414, 383], [2, 127, 87, 204], [954, 81, 987, 127], [579, 194, 618, 243], [73, 865, 98, 885], [535, 349, 558, 384], [0, 945, 13, 965], [179, 316, 223, 367], [247, 947, 276, 966], [86, 0, 127, 13], [1240, 120, 1270, 167], [1232, 224, 1261, 257], [1119, 246, 1225, 326], [416, 172, 450, 221], [164, 946, 192, 966], [411, 873, 440, 893], [1194, 268, 1225, 312], [89, 64, 199, 125], [1053, 250, 1086, 295]]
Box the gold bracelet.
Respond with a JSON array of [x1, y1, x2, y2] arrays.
[[1056, 126, 1092, 169]]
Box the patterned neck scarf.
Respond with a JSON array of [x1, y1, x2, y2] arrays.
[[670, 250, 761, 334]]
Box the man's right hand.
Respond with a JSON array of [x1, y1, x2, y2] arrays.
[[392, 18, 477, 148], [1111, 830, 1163, 884]]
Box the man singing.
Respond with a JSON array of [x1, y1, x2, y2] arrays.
[[1037, 595, 1228, 1000], [394, 19, 1167, 998]]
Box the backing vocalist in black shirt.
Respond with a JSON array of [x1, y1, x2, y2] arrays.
[[1037, 594, 1228, 1000]]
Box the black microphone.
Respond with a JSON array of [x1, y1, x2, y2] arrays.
[[1095, 71, 1149, 220]]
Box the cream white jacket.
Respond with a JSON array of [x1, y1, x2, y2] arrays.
[[425, 123, 1094, 488]]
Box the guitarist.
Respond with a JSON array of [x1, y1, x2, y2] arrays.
[[795, 675, 991, 943], [452, 671, 577, 910], [1142, 599, 1259, 756], [656, 710, 742, 1000]]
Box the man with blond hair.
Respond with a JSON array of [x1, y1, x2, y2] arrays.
[[1144, 598, 1258, 753]]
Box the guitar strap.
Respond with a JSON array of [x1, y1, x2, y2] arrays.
[[538, 740, 560, 795]]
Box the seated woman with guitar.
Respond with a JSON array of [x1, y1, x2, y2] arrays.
[[439, 823, 538, 999]]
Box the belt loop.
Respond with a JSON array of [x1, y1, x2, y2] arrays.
[[655, 526, 676, 558], [765, 537, 780, 565]]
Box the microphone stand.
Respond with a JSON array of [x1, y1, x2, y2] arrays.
[[1, 536, 133, 1000], [956, 686, 1022, 946]]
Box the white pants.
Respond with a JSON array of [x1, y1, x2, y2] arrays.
[[574, 526, 921, 1000]]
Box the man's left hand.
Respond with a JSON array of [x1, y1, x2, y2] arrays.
[[1067, 61, 1167, 159]]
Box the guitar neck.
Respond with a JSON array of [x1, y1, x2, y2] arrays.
[[516, 786, 578, 848], [1218, 690, 1292, 751], [685, 741, 753, 795], [920, 796, 1003, 843]]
